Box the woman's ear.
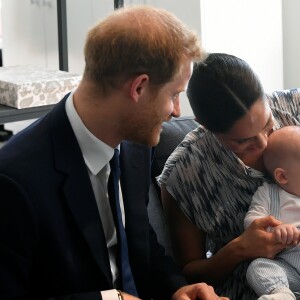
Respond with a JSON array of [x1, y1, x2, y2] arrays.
[[274, 167, 288, 185], [130, 74, 149, 103]]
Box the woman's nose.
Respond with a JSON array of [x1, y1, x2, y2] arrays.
[[255, 132, 268, 149]]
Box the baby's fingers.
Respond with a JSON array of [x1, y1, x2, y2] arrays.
[[292, 227, 300, 244], [285, 227, 299, 245], [285, 226, 295, 244], [274, 227, 286, 244]]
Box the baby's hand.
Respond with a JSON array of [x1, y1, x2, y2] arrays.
[[272, 224, 300, 245]]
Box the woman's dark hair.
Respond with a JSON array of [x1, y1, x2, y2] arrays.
[[187, 53, 264, 133]]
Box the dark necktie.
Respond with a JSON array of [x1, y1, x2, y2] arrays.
[[108, 149, 138, 296]]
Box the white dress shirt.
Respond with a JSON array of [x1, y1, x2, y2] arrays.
[[65, 91, 120, 300]]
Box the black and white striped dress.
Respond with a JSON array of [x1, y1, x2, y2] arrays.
[[158, 90, 300, 300]]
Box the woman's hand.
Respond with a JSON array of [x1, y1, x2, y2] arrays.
[[237, 216, 286, 260], [171, 283, 230, 300]]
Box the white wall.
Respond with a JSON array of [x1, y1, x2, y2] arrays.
[[200, 0, 283, 95], [67, 0, 114, 74], [1, 0, 299, 123], [282, 0, 300, 89], [1, 0, 59, 69]]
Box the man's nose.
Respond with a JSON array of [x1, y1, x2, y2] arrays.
[[171, 98, 181, 118]]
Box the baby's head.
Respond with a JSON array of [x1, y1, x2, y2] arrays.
[[263, 126, 300, 196]]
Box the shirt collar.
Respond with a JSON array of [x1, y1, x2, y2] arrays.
[[65, 91, 116, 175]]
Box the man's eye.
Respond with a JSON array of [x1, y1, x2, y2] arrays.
[[236, 139, 248, 144], [171, 94, 179, 101], [267, 127, 274, 136]]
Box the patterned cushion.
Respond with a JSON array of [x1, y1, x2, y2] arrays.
[[266, 88, 300, 122]]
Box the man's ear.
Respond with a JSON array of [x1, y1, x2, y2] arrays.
[[274, 167, 288, 185], [130, 74, 149, 102]]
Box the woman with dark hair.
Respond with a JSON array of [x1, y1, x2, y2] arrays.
[[158, 53, 300, 299]]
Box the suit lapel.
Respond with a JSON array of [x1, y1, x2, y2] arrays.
[[49, 97, 113, 287]]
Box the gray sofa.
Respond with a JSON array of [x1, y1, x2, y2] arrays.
[[147, 88, 300, 257], [148, 116, 198, 256]]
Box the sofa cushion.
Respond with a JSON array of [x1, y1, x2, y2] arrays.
[[149, 116, 198, 256], [152, 116, 198, 181]]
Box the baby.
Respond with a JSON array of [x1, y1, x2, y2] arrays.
[[244, 126, 300, 300]]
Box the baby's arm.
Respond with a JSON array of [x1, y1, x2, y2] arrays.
[[271, 224, 300, 245], [244, 183, 272, 229], [245, 184, 300, 246]]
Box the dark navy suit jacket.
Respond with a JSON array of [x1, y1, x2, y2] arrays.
[[0, 96, 187, 300]]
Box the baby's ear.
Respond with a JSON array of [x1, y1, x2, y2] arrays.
[[274, 168, 287, 185]]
